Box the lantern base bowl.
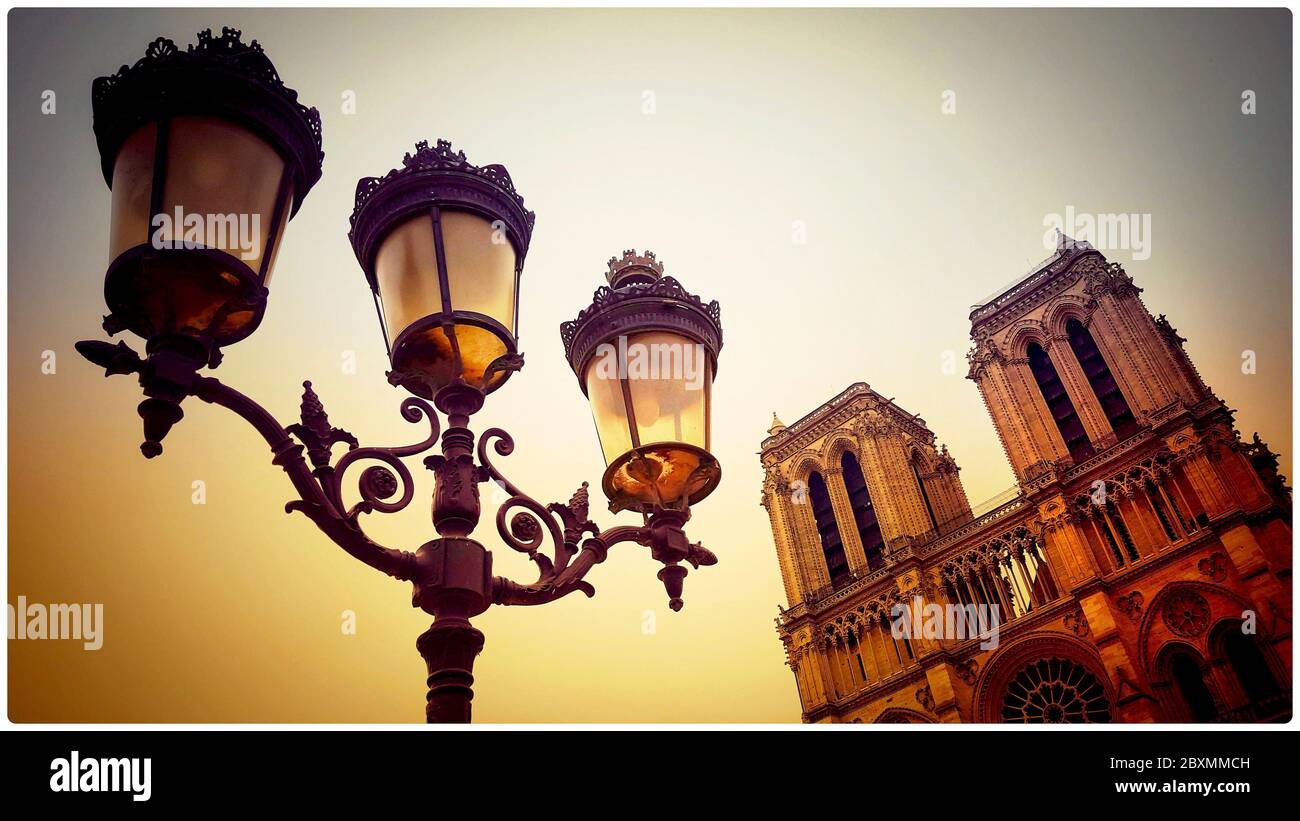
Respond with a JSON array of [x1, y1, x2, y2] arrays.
[[105, 245, 266, 348], [388, 314, 521, 399], [601, 443, 720, 514]]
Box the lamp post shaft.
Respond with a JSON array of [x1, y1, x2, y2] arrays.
[[418, 617, 484, 723], [410, 384, 494, 723]]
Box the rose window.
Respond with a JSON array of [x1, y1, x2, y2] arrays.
[[1000, 657, 1111, 723]]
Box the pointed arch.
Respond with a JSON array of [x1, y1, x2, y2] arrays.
[[1209, 618, 1288, 718], [1152, 641, 1219, 722], [873, 707, 936, 724], [840, 450, 887, 570], [807, 470, 849, 586], [821, 432, 860, 466], [1137, 581, 1255, 677], [974, 633, 1115, 723], [1044, 297, 1094, 338]]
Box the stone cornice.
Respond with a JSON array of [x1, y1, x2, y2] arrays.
[[761, 382, 935, 462], [969, 247, 1110, 339]]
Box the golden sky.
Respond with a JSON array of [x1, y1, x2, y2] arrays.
[[7, 8, 1291, 722]]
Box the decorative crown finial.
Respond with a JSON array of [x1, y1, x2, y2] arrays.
[[606, 249, 665, 288]]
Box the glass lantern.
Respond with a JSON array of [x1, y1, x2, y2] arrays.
[[92, 28, 324, 357], [562, 251, 723, 514], [350, 140, 534, 399]]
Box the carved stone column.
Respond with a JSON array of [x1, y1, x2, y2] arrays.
[[1037, 494, 1100, 588]]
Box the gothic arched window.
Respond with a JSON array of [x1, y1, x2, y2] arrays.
[[1170, 652, 1218, 722], [807, 471, 848, 586], [841, 452, 887, 570], [1066, 318, 1138, 440], [1222, 630, 1282, 705], [1027, 342, 1093, 462]]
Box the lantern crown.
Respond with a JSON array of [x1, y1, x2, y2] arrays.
[[606, 249, 665, 288], [560, 255, 723, 392], [349, 139, 535, 290], [92, 27, 324, 216]]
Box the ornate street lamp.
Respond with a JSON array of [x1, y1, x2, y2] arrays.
[[562, 250, 722, 521], [77, 28, 723, 723]]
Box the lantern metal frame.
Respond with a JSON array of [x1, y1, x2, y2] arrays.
[[560, 250, 724, 514], [348, 139, 536, 399], [77, 28, 723, 723], [92, 27, 324, 358]]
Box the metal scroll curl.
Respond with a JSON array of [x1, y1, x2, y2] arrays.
[[326, 397, 441, 519]]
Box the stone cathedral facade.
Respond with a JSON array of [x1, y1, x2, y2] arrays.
[[762, 237, 1292, 723]]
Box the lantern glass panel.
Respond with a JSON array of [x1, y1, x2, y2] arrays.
[[108, 122, 156, 262], [375, 212, 440, 348], [374, 211, 516, 394], [584, 356, 635, 464], [441, 210, 518, 334], [584, 329, 715, 511], [624, 330, 711, 451], [161, 115, 288, 277]]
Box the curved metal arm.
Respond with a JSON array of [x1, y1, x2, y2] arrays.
[[492, 525, 649, 606], [476, 426, 717, 610], [193, 376, 422, 581], [76, 339, 421, 581]]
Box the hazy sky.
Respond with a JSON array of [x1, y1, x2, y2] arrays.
[[7, 8, 1290, 722]]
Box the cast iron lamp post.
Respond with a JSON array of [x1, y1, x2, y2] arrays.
[[76, 28, 723, 723]]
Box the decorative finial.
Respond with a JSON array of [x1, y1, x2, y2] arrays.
[[1056, 229, 1093, 254], [606, 249, 665, 288], [287, 380, 358, 468], [767, 412, 786, 436]]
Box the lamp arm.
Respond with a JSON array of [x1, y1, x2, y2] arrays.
[[474, 426, 716, 609], [191, 375, 422, 581], [189, 376, 331, 510], [491, 525, 651, 606], [75, 338, 420, 582]]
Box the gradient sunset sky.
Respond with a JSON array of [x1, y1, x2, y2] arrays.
[[7, 7, 1290, 722]]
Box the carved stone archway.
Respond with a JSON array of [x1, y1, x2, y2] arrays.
[[974, 633, 1116, 723]]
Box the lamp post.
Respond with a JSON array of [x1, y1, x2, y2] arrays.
[[76, 28, 723, 723]]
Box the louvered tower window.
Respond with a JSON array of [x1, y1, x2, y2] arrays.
[[1066, 318, 1138, 440], [1027, 342, 1093, 462], [841, 452, 887, 570], [808, 471, 849, 586], [910, 452, 939, 531]]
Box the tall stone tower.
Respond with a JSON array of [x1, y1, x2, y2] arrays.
[[764, 236, 1292, 723]]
